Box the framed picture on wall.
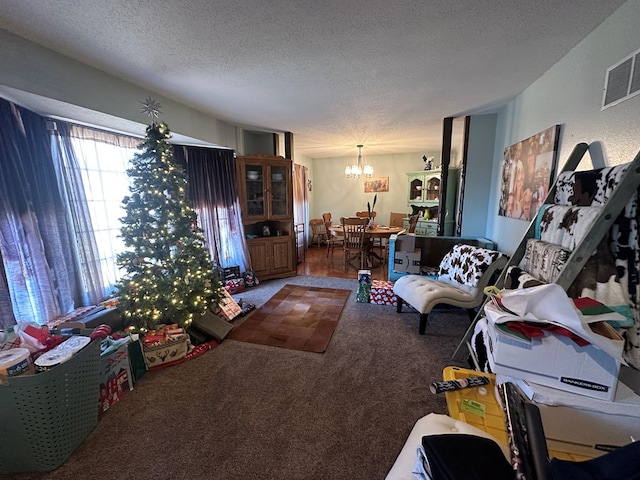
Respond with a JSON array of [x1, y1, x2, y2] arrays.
[[498, 125, 560, 221], [364, 177, 389, 193]]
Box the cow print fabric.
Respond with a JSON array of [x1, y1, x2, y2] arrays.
[[542, 163, 640, 368], [522, 239, 569, 284], [438, 244, 503, 288]]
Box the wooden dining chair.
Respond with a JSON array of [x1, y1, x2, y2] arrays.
[[340, 216, 368, 270], [356, 210, 383, 253], [389, 212, 407, 228], [385, 212, 409, 263], [408, 214, 419, 233], [309, 218, 326, 248], [324, 217, 343, 257]]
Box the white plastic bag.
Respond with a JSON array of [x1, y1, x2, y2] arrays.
[[484, 283, 625, 362]]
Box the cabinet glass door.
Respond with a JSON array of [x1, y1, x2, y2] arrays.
[[269, 165, 288, 216], [409, 178, 424, 202], [426, 178, 440, 200], [245, 164, 265, 217]]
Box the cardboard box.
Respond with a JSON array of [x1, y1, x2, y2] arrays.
[[507, 376, 640, 457], [394, 233, 416, 253], [99, 338, 133, 413], [369, 280, 398, 306], [486, 319, 622, 401], [394, 249, 421, 274]]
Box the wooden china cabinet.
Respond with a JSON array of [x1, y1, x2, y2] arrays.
[[236, 154, 296, 280]]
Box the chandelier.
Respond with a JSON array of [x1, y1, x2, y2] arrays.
[[345, 144, 373, 179]]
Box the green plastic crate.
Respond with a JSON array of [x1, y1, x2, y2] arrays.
[[0, 338, 101, 473]]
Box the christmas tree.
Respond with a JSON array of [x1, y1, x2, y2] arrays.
[[115, 118, 223, 331]]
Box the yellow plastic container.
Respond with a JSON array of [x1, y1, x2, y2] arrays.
[[442, 366, 594, 462]]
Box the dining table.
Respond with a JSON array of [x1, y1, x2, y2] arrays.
[[330, 224, 405, 266]]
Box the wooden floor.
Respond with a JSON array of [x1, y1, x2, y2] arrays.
[[296, 241, 389, 281]]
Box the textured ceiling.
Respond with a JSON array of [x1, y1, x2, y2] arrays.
[[0, 0, 626, 158]]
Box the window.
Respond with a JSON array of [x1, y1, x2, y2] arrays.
[[63, 125, 139, 297]]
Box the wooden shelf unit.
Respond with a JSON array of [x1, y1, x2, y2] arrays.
[[236, 154, 296, 281]]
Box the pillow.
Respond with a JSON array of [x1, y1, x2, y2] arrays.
[[504, 266, 545, 290], [522, 238, 569, 284], [438, 244, 503, 288]]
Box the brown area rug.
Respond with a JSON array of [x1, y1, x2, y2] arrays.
[[228, 284, 350, 352]]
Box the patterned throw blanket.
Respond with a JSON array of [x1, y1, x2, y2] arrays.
[[535, 163, 640, 368]]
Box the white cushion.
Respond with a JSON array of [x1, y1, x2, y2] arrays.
[[393, 245, 507, 314], [384, 413, 509, 480], [394, 275, 479, 313]]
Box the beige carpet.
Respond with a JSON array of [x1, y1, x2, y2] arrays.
[[228, 284, 350, 352]]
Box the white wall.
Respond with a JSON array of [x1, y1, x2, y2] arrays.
[[487, 0, 640, 254], [2, 0, 638, 254], [0, 28, 239, 149], [309, 151, 442, 225]]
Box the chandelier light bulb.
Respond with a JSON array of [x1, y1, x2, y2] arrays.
[[345, 144, 373, 179]]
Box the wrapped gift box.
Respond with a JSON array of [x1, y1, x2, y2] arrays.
[[142, 325, 189, 369], [224, 278, 245, 294], [369, 280, 398, 306], [357, 283, 371, 303], [222, 266, 241, 280], [216, 288, 243, 321], [142, 335, 188, 368], [99, 338, 133, 413], [356, 270, 372, 303]]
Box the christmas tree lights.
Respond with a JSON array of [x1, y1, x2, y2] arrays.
[[114, 121, 223, 331]]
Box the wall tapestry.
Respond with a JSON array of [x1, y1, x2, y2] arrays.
[[498, 125, 560, 221], [364, 177, 389, 193]]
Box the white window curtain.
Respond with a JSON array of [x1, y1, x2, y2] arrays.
[[50, 122, 139, 302], [0, 100, 75, 325]]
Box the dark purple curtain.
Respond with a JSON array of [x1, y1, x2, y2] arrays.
[[0, 98, 77, 326], [173, 145, 250, 272]]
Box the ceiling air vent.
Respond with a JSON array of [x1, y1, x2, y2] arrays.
[[602, 48, 640, 109]]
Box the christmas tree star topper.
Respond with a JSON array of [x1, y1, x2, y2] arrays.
[[140, 96, 162, 118]]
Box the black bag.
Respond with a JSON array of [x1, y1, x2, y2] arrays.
[[421, 434, 514, 480], [190, 311, 234, 342], [127, 339, 148, 382]]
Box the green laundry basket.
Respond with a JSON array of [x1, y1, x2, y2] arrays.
[[0, 338, 101, 473]]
